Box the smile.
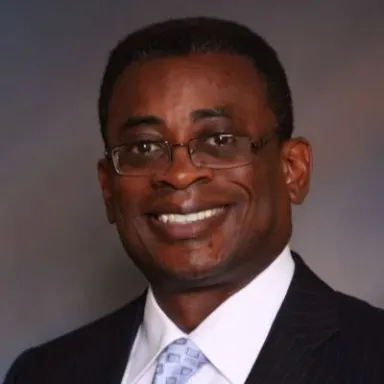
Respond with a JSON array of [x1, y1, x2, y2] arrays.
[[157, 207, 225, 225]]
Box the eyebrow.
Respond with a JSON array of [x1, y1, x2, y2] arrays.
[[118, 105, 233, 131], [120, 115, 164, 129], [191, 106, 233, 122]]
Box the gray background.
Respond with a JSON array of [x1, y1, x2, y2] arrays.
[[1, 0, 383, 379]]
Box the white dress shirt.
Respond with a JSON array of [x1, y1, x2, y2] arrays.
[[121, 246, 294, 384]]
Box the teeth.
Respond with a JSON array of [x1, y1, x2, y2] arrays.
[[158, 207, 224, 224]]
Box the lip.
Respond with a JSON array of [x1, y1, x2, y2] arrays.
[[146, 199, 230, 216], [147, 205, 231, 241]]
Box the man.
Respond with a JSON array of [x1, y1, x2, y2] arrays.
[[4, 16, 384, 384]]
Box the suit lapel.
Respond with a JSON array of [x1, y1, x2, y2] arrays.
[[83, 292, 146, 384], [245, 253, 339, 384]]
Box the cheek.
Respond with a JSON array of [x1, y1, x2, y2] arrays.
[[232, 163, 280, 234], [111, 177, 157, 260], [251, 160, 291, 239], [112, 177, 147, 226]]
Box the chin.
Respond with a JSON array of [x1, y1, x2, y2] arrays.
[[156, 269, 227, 292], [151, 248, 234, 288]]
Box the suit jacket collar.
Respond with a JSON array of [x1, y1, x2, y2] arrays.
[[245, 252, 340, 384], [91, 252, 339, 384]]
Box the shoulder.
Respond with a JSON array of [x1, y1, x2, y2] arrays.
[[29, 292, 143, 355], [3, 293, 145, 383], [292, 253, 384, 376], [334, 290, 384, 378], [294, 252, 384, 334], [336, 290, 384, 336]]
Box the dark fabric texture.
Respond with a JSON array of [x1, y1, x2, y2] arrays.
[[4, 253, 384, 384]]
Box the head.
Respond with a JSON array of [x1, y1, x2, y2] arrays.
[[97, 17, 312, 292]]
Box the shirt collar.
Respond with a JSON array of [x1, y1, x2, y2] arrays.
[[128, 287, 186, 381], [137, 245, 294, 383], [190, 245, 294, 383]]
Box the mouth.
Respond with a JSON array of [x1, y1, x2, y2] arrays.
[[156, 207, 225, 225], [147, 205, 230, 241]]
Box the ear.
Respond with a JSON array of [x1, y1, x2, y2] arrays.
[[97, 158, 116, 223], [281, 137, 312, 205]]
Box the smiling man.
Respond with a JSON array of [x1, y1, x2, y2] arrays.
[[4, 17, 384, 384]]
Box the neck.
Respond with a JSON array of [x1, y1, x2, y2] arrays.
[[151, 275, 254, 332], [149, 244, 287, 331]]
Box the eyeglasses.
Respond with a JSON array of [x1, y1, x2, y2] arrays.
[[105, 131, 276, 176]]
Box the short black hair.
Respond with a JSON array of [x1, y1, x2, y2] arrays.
[[98, 17, 293, 147]]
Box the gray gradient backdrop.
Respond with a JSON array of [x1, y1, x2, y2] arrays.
[[1, 0, 383, 379]]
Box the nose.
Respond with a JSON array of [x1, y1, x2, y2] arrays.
[[151, 145, 212, 190]]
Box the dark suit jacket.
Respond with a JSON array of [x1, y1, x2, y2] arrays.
[[4, 254, 384, 384]]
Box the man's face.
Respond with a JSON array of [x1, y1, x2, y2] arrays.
[[98, 53, 311, 290]]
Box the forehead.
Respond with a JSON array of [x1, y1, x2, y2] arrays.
[[107, 53, 275, 137]]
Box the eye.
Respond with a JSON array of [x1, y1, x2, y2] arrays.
[[130, 141, 163, 155], [205, 133, 236, 147]]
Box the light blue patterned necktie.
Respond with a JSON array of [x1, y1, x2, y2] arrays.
[[152, 337, 209, 384]]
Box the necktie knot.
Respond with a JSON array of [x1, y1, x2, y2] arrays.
[[152, 338, 209, 384]]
